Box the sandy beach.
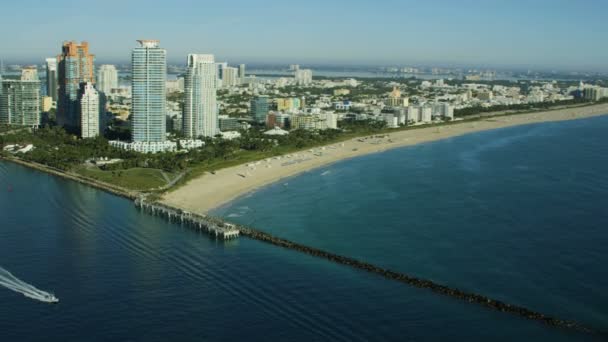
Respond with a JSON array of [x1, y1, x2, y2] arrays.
[[162, 103, 608, 214]]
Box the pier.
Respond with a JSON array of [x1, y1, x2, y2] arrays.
[[136, 199, 595, 335], [135, 199, 240, 240]]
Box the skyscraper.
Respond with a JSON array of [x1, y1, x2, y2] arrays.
[[57, 41, 95, 129], [295, 69, 313, 86], [238, 64, 246, 81], [183, 54, 218, 138], [97, 64, 118, 95], [45, 58, 58, 101], [131, 40, 166, 142], [78, 82, 101, 138], [222, 67, 239, 87], [216, 62, 227, 88], [0, 67, 41, 126], [250, 96, 269, 123]]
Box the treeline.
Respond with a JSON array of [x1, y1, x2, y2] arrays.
[[454, 98, 593, 117]]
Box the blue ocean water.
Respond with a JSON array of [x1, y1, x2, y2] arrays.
[[1, 116, 607, 341], [216, 115, 608, 338]]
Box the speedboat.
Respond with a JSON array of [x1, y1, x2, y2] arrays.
[[42, 293, 59, 304]]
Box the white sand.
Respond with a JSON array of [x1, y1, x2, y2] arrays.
[[162, 103, 608, 214]]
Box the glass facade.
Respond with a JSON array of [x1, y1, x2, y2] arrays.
[[131, 40, 166, 142]]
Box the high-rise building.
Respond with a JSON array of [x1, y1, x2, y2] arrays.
[[131, 40, 167, 142], [222, 67, 239, 87], [183, 54, 218, 138], [250, 96, 269, 123], [238, 64, 246, 80], [20, 67, 38, 81], [45, 58, 58, 101], [216, 62, 227, 87], [386, 86, 409, 107], [78, 82, 101, 138], [97, 64, 118, 95], [57, 41, 95, 129], [295, 69, 313, 86], [0, 67, 41, 126]]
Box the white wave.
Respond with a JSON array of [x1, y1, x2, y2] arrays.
[[0, 266, 58, 303]]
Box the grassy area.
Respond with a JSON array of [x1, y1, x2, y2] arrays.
[[74, 166, 172, 191]]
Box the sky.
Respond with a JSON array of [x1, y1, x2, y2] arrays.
[[1, 0, 607, 71]]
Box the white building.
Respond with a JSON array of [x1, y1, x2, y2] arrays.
[[382, 113, 398, 128], [184, 54, 218, 138], [179, 139, 205, 149], [222, 67, 239, 87], [407, 106, 420, 123], [432, 102, 454, 119], [295, 69, 313, 86], [421, 105, 433, 123], [318, 112, 338, 129], [109, 140, 177, 153], [78, 82, 101, 138], [97, 64, 118, 95]]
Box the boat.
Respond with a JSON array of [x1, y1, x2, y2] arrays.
[[42, 293, 59, 304], [23, 292, 59, 303]]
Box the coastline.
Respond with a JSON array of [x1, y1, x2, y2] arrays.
[[162, 103, 608, 215], [0, 156, 137, 201]]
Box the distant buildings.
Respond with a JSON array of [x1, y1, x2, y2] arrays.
[[131, 40, 166, 143], [57, 41, 95, 129], [386, 86, 409, 107], [295, 69, 313, 86], [238, 64, 246, 81], [219, 115, 240, 131], [45, 58, 58, 101], [276, 98, 301, 111], [183, 54, 218, 138], [222, 66, 239, 87], [78, 82, 102, 138], [251, 95, 269, 123], [97, 64, 118, 95], [0, 67, 41, 126], [291, 112, 337, 130], [583, 87, 608, 101]]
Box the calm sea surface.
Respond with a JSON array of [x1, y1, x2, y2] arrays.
[[2, 116, 608, 341]]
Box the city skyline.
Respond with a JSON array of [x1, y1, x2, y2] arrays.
[[0, 0, 607, 71]]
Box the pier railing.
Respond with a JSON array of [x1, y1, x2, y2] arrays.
[[134, 199, 239, 240]]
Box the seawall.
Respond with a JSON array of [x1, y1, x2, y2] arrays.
[[0, 156, 137, 201]]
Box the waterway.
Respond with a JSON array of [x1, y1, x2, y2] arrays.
[[2, 117, 608, 341]]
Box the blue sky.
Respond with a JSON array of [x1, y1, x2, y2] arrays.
[[1, 0, 607, 70]]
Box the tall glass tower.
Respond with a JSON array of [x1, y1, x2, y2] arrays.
[[131, 40, 166, 142], [45, 58, 58, 101], [183, 54, 217, 138], [57, 41, 95, 129]]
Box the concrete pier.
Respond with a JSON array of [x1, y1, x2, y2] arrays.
[[135, 198, 240, 240]]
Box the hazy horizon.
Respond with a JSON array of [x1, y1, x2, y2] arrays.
[[1, 0, 607, 72]]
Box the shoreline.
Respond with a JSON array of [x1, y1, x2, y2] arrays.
[[0, 156, 137, 201], [162, 103, 608, 215]]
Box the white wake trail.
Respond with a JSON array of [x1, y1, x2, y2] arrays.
[[0, 266, 58, 303]]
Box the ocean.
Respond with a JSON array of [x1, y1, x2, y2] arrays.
[[1, 115, 607, 341]]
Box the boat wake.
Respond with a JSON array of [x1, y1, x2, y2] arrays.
[[0, 266, 58, 303]]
